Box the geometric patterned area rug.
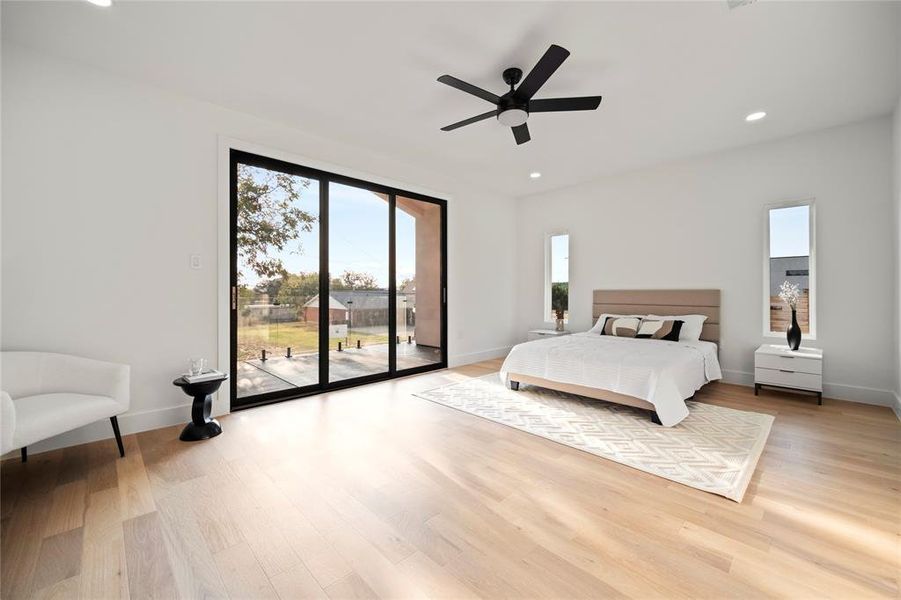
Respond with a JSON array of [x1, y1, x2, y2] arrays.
[[414, 374, 774, 502]]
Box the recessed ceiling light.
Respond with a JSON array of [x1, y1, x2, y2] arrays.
[[745, 111, 767, 122], [530, 172, 541, 179], [86, 0, 112, 6]]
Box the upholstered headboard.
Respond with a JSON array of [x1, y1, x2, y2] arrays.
[[592, 289, 721, 343]]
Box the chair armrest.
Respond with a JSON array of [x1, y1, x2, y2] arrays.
[[1, 391, 15, 455]]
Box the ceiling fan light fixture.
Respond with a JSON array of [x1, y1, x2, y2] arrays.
[[498, 108, 528, 127]]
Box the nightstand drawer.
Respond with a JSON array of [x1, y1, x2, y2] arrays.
[[755, 353, 822, 375], [755, 367, 822, 392]]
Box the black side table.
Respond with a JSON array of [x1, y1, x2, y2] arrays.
[[173, 374, 228, 441]]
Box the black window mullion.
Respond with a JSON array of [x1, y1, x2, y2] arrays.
[[229, 150, 239, 407], [441, 201, 448, 368], [318, 179, 329, 388], [388, 192, 397, 376]]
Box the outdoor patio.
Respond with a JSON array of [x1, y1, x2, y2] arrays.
[[236, 341, 441, 397]]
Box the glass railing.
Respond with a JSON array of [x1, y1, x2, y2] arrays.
[[237, 290, 425, 361]]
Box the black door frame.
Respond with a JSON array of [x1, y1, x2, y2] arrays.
[[229, 149, 448, 411]]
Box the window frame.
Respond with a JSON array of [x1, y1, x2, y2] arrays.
[[762, 198, 816, 340], [229, 148, 448, 411], [544, 231, 570, 324]]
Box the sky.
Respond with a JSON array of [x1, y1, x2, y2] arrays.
[[769, 205, 810, 258], [551, 234, 569, 283], [239, 169, 416, 289]]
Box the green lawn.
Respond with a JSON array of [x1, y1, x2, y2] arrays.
[[237, 321, 389, 360]]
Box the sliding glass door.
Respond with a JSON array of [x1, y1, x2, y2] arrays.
[[230, 150, 446, 409], [396, 196, 443, 370], [327, 183, 390, 383], [233, 159, 321, 401]]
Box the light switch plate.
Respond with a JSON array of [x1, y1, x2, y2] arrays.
[[190, 254, 202, 269]]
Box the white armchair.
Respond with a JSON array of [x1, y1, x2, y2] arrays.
[[0, 352, 130, 461]]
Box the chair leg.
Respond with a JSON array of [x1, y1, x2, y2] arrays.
[[110, 416, 125, 458], [20, 447, 26, 463]]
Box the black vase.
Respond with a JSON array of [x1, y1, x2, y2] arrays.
[[786, 309, 802, 351]]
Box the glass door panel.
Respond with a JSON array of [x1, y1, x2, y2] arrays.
[[231, 149, 446, 410], [395, 196, 443, 370], [327, 182, 390, 383], [234, 159, 320, 401]]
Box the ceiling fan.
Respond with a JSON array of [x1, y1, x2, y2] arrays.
[[437, 44, 602, 145]]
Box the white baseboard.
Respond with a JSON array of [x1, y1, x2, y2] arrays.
[[449, 345, 513, 368], [3, 402, 192, 459], [893, 392, 901, 421], [721, 369, 755, 387], [721, 369, 896, 407], [6, 346, 515, 459], [16, 349, 891, 459]]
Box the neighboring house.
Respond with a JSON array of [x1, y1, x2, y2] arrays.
[[769, 255, 811, 332], [302, 290, 416, 328], [301, 294, 349, 324], [769, 255, 810, 296]]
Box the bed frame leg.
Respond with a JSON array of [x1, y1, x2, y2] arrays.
[[650, 412, 662, 425], [508, 380, 520, 391]]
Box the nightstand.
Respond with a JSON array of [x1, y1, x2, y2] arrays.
[[527, 329, 572, 341], [754, 344, 823, 404]]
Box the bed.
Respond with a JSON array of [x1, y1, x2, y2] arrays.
[[500, 289, 722, 426]]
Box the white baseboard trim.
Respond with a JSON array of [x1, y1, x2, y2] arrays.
[[6, 346, 516, 459], [721, 369, 755, 387], [2, 402, 192, 459], [13, 352, 892, 459], [449, 345, 513, 368], [721, 369, 896, 407]]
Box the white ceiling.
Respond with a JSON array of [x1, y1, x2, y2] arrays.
[[4, 1, 900, 196]]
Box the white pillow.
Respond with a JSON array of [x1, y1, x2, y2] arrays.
[[647, 314, 707, 342], [588, 313, 645, 334]]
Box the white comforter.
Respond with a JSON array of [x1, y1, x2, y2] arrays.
[[499, 332, 722, 426]]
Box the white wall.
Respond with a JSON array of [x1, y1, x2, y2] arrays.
[[0, 44, 519, 452], [515, 117, 896, 406], [894, 95, 901, 417]]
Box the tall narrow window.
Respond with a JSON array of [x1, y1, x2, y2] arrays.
[[765, 201, 815, 337], [545, 233, 569, 322]]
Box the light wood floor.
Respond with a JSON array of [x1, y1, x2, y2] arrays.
[[2, 358, 898, 599]]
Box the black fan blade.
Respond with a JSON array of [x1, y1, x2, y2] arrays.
[[514, 44, 570, 101], [441, 110, 498, 132], [437, 75, 500, 104], [512, 123, 531, 145], [529, 96, 602, 113]]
